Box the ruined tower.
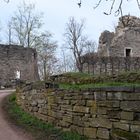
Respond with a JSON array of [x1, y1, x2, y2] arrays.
[[98, 15, 140, 57], [0, 44, 39, 86]]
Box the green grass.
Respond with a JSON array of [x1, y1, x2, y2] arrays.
[[3, 93, 87, 140], [59, 82, 140, 90], [62, 72, 93, 78], [23, 72, 140, 90], [54, 71, 140, 86], [55, 72, 140, 89]]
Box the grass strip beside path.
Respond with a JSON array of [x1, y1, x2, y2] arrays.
[[2, 93, 87, 140]]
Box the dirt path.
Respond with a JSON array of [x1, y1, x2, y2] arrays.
[[0, 90, 33, 140]]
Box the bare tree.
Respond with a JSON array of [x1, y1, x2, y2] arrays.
[[64, 17, 86, 72], [85, 40, 97, 54], [78, 0, 140, 16], [61, 48, 67, 73], [59, 47, 77, 73], [35, 31, 57, 80], [10, 2, 43, 47], [5, 21, 12, 45], [64, 17, 96, 72]]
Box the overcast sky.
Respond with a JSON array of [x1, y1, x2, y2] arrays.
[[0, 0, 140, 46]]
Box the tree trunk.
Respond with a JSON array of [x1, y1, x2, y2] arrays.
[[43, 60, 47, 81]]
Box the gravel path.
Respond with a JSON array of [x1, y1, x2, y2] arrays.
[[0, 90, 33, 140]]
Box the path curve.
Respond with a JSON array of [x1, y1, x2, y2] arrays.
[[0, 90, 32, 140]]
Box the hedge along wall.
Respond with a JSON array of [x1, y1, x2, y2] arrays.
[[17, 86, 140, 140]]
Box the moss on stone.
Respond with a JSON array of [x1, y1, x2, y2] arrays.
[[32, 81, 45, 89], [112, 129, 139, 140]]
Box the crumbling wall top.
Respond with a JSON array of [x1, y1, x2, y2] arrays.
[[98, 15, 140, 57], [117, 15, 140, 29]]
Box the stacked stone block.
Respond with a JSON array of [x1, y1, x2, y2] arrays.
[[82, 57, 140, 75], [17, 86, 140, 140], [0, 44, 39, 86]]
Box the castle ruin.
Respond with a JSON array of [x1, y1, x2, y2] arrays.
[[98, 15, 140, 57], [83, 15, 140, 75], [0, 44, 39, 86]]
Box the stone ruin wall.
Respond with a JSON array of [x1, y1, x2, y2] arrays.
[[82, 57, 140, 75], [17, 85, 140, 140], [83, 16, 140, 75], [0, 44, 39, 86], [98, 15, 140, 57], [98, 31, 114, 57]]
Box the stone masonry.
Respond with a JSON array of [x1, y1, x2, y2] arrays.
[[98, 15, 140, 57], [0, 44, 39, 86], [82, 56, 140, 75], [83, 15, 140, 75], [17, 85, 140, 140]]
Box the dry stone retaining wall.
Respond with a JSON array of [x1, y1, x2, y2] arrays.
[[17, 86, 140, 140]]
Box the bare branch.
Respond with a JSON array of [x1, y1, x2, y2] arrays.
[[64, 17, 96, 72], [4, 0, 9, 3], [77, 0, 81, 8], [78, 0, 140, 16], [94, 0, 103, 9], [104, 0, 116, 15], [114, 0, 123, 16], [136, 0, 140, 9], [10, 2, 43, 47]]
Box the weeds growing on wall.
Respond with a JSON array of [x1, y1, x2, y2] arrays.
[[53, 72, 140, 89]]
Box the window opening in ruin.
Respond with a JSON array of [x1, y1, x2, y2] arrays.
[[15, 70, 20, 79], [32, 52, 36, 59], [125, 49, 131, 57]]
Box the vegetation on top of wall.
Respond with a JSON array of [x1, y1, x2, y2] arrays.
[[50, 71, 140, 89], [62, 72, 93, 78], [3, 93, 87, 140], [59, 82, 140, 90], [56, 71, 140, 85], [19, 71, 140, 90], [49, 71, 140, 89]]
